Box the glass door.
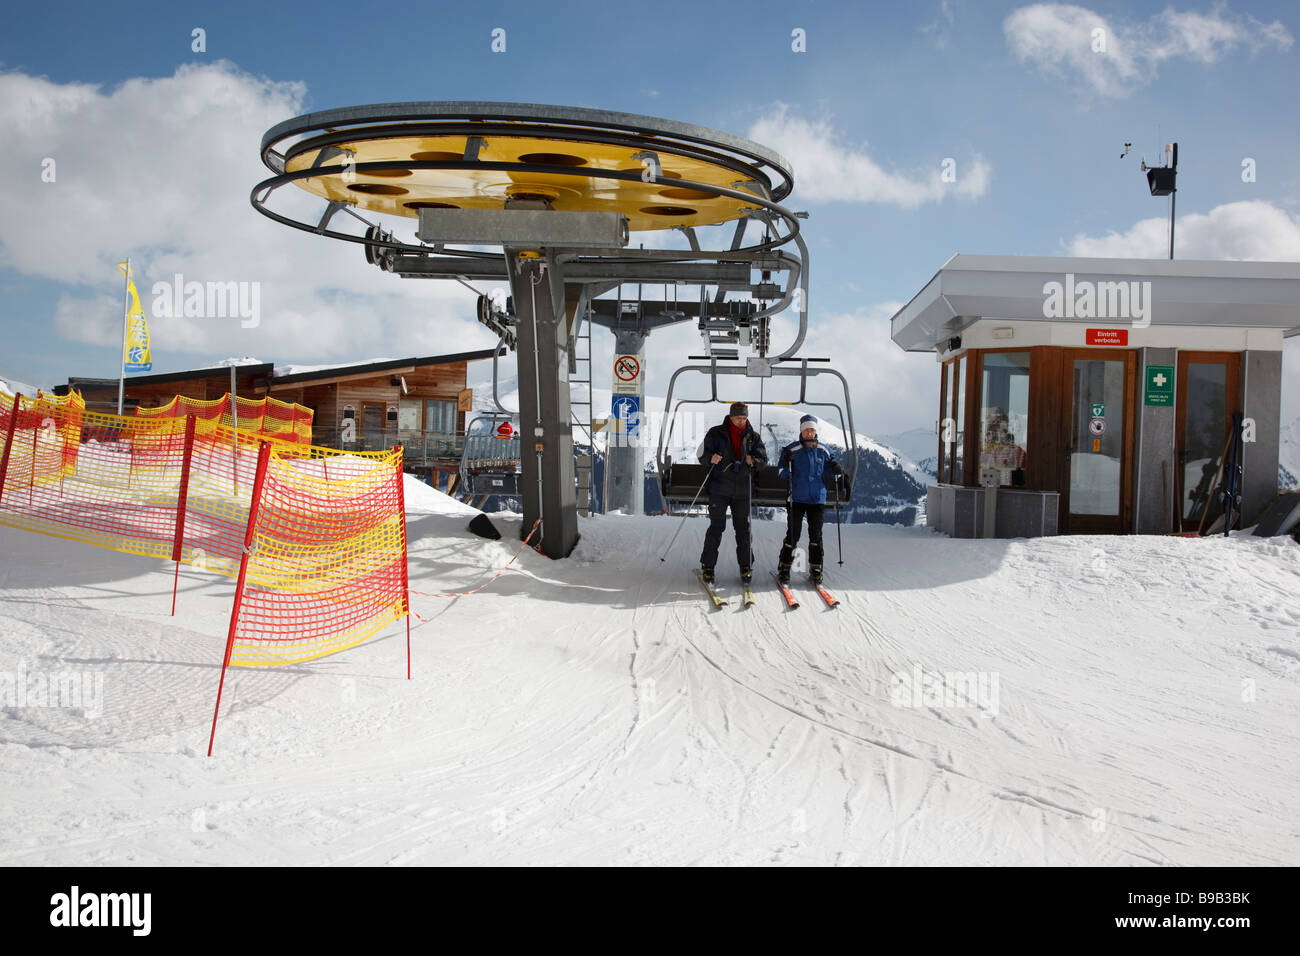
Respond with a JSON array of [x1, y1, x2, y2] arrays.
[[1061, 350, 1134, 533], [361, 403, 385, 449], [1175, 352, 1241, 532], [937, 356, 965, 483]]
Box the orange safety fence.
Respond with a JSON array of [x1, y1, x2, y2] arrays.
[[0, 389, 410, 754], [136, 392, 313, 446], [208, 439, 409, 753], [0, 390, 278, 567], [225, 441, 409, 666]]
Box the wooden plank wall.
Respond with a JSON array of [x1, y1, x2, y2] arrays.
[[272, 360, 470, 431], [76, 372, 268, 414], [1026, 347, 1065, 495], [72, 359, 476, 428]]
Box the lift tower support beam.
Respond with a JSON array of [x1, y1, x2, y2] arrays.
[[507, 250, 580, 558]]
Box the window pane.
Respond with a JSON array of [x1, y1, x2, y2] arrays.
[[425, 400, 455, 433], [939, 363, 951, 483], [1069, 359, 1124, 515], [1182, 363, 1227, 522], [979, 352, 1030, 487], [953, 356, 966, 484]]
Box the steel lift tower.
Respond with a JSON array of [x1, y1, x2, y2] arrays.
[[251, 102, 807, 558]]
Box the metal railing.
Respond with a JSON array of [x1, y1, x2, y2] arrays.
[[311, 426, 466, 462]]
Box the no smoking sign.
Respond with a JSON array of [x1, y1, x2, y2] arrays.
[[613, 353, 642, 396], [614, 355, 640, 382]]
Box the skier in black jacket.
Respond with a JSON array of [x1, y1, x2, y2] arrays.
[[697, 402, 768, 584]]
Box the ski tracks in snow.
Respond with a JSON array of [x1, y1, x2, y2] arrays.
[[2, 515, 1298, 865]]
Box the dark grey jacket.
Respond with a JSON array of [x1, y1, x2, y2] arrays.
[[698, 418, 768, 498]]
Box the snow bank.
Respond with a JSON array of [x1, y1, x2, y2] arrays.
[[0, 377, 39, 399], [402, 473, 481, 517], [2, 477, 1298, 866]]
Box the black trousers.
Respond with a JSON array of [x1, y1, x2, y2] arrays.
[[700, 493, 752, 571], [779, 503, 825, 568]]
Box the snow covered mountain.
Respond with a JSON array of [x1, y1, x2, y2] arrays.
[[0, 375, 39, 398], [877, 427, 939, 479], [1280, 416, 1300, 490], [464, 372, 927, 522], [2, 479, 1297, 865]]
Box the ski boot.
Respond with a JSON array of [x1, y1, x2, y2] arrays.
[[810, 564, 823, 585], [701, 567, 715, 584], [740, 568, 753, 584], [777, 561, 791, 584]]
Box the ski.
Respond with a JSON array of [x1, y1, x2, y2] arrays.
[[771, 572, 800, 609], [810, 579, 839, 608], [694, 569, 729, 607], [741, 580, 756, 607]]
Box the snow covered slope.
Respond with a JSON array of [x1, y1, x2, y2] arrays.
[[467, 373, 927, 521], [1, 484, 1297, 866], [0, 377, 39, 399], [1281, 416, 1300, 490], [877, 427, 939, 477]]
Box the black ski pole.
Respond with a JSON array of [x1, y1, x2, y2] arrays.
[[660, 463, 715, 562], [834, 474, 844, 566], [1224, 411, 1243, 537], [747, 446, 755, 570]]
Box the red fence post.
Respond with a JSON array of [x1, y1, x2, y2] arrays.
[[28, 406, 37, 507], [393, 445, 411, 680], [171, 415, 197, 616], [58, 405, 67, 499], [0, 393, 20, 507], [208, 440, 272, 757]]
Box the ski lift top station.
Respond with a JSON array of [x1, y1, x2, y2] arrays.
[[253, 102, 843, 557], [889, 254, 1300, 537]]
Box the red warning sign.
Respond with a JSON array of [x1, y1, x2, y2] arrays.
[[1086, 328, 1129, 346], [614, 355, 641, 382]]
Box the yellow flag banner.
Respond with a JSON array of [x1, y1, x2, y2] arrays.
[[118, 261, 152, 372]]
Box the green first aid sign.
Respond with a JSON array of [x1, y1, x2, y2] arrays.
[[1145, 365, 1175, 406]]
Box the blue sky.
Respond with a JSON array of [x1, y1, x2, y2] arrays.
[[2, 0, 1298, 433]]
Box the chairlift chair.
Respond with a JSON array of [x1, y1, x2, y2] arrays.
[[656, 358, 858, 511], [459, 412, 522, 498]]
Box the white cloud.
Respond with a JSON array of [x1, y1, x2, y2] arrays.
[[920, 0, 957, 50], [1005, 3, 1293, 97], [0, 63, 502, 367], [764, 301, 936, 435], [1065, 200, 1300, 259], [1066, 200, 1300, 426], [748, 105, 991, 207]]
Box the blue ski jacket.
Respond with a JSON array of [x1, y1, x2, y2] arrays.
[[778, 439, 842, 505]]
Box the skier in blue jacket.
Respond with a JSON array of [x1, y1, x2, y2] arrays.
[[776, 414, 845, 584]]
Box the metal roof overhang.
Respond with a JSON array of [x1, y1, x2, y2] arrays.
[[890, 255, 1300, 353], [269, 348, 503, 386], [67, 363, 276, 390]]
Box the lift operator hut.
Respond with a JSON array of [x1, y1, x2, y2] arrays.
[[889, 255, 1300, 537]]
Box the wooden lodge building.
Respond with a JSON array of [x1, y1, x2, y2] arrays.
[[890, 255, 1300, 538], [60, 348, 503, 486]]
